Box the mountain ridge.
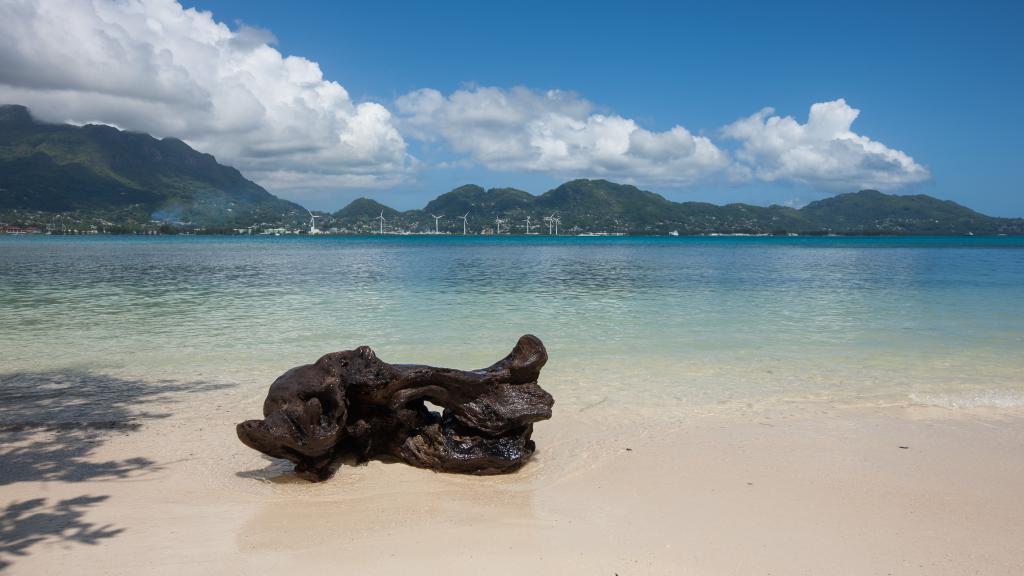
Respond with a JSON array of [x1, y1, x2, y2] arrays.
[[0, 104, 305, 229], [2, 104, 1021, 235], [324, 179, 1022, 235]]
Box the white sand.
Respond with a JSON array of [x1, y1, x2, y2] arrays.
[[2, 398, 1023, 575]]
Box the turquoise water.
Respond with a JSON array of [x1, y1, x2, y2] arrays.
[[1, 235, 1023, 414]]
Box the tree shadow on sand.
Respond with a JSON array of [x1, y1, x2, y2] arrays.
[[0, 496, 123, 570], [0, 369, 232, 570], [0, 368, 231, 484]]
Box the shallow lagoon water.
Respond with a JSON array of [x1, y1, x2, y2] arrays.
[[1, 235, 1022, 421]]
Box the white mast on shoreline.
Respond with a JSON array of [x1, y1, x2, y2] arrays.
[[431, 213, 444, 234], [553, 215, 561, 236], [525, 216, 532, 234], [494, 217, 505, 235], [377, 210, 385, 235], [306, 209, 320, 235], [459, 212, 469, 235]]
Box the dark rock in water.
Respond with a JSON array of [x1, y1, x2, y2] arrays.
[[236, 335, 554, 481]]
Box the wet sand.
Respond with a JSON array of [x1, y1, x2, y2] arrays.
[[2, 389, 1022, 575]]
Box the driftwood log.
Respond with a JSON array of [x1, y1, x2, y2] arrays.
[[236, 335, 553, 481]]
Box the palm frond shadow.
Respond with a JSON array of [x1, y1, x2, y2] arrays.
[[0, 369, 233, 570], [0, 369, 231, 485]]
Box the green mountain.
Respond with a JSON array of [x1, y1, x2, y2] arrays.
[[423, 185, 534, 215], [798, 189, 1003, 234], [0, 104, 304, 228], [325, 179, 1022, 235], [531, 179, 811, 233], [536, 179, 674, 220], [334, 197, 400, 220]]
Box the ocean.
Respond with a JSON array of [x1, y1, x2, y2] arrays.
[[1, 235, 1022, 421]]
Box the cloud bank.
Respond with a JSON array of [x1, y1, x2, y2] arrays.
[[0, 0, 411, 191], [0, 0, 929, 196], [396, 87, 732, 185], [396, 88, 928, 190]]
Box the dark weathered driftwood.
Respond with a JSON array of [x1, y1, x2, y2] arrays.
[[236, 335, 553, 481]]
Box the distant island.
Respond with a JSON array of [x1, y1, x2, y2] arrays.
[[2, 104, 1021, 236]]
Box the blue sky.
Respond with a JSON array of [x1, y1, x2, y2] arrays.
[[183, 0, 1023, 214], [2, 0, 1021, 214]]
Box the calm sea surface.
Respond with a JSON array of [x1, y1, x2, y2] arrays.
[[2, 235, 1022, 416]]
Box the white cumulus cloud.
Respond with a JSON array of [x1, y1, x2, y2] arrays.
[[395, 86, 732, 185], [0, 0, 412, 193], [722, 99, 929, 190]]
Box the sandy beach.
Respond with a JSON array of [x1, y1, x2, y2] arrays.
[[3, 237, 1023, 574], [3, 385, 1022, 575]]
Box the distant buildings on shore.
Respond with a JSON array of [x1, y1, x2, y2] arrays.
[[1, 225, 42, 234]]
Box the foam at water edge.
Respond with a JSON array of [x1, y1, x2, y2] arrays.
[[908, 390, 1024, 409]]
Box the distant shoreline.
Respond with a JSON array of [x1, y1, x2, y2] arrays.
[[3, 230, 1022, 238]]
